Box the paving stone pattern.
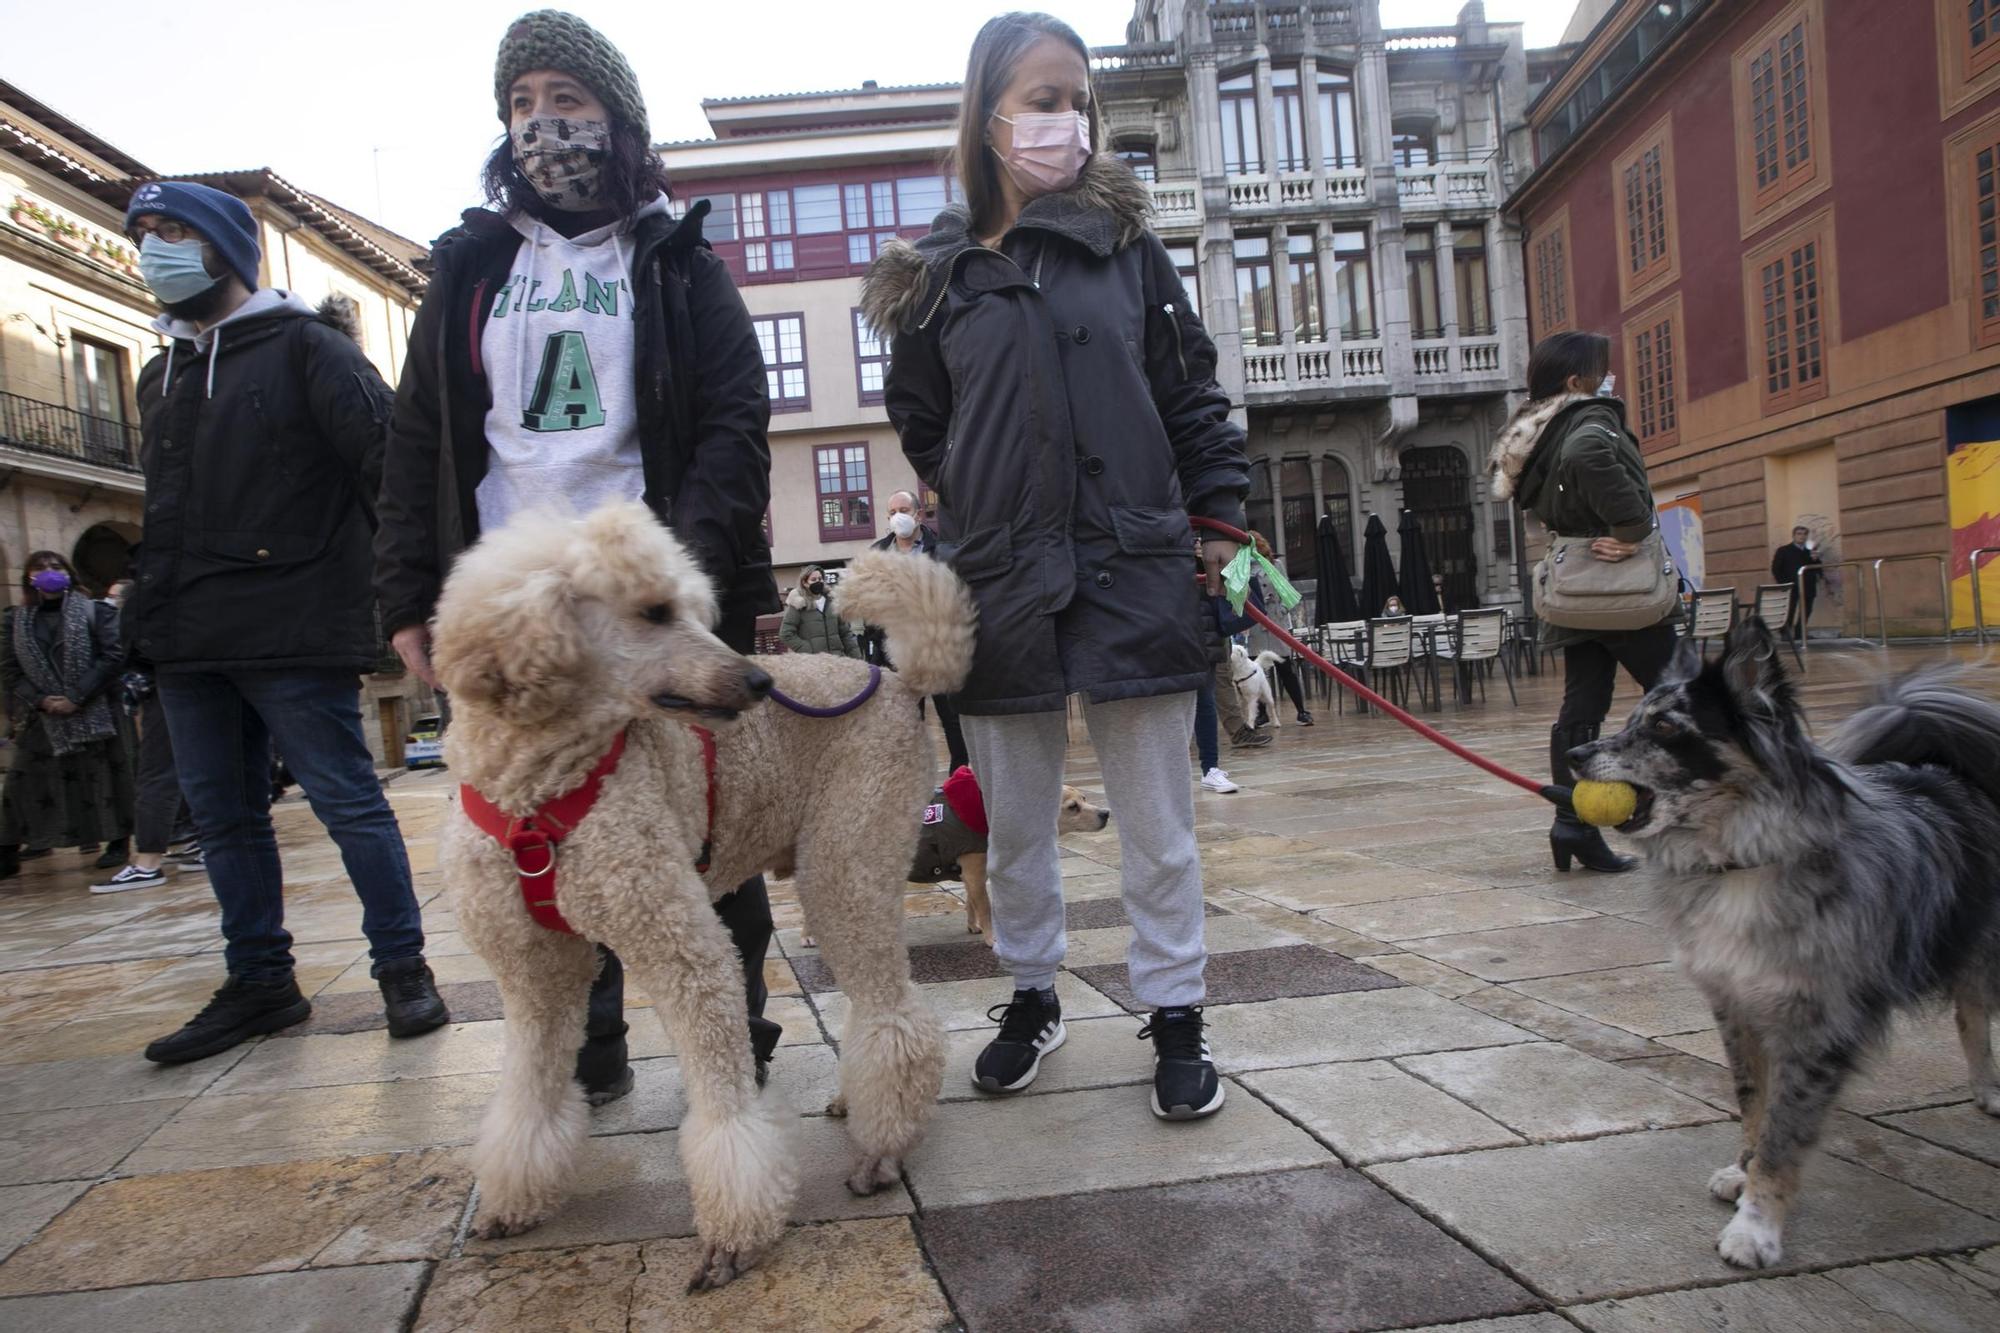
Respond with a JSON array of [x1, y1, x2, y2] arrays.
[[0, 647, 1997, 1329]]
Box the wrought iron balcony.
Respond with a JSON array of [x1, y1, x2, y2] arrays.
[[0, 391, 142, 474]]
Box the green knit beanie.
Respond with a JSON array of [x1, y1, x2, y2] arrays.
[[494, 10, 648, 139]]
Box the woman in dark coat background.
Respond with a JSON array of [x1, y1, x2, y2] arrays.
[[865, 12, 1249, 1122], [1, 552, 133, 878], [1491, 331, 1678, 874]]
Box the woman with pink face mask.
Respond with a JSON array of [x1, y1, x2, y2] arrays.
[[862, 12, 1249, 1122], [0, 552, 135, 880]]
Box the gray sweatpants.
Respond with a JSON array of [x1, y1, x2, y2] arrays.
[[962, 692, 1207, 1008]]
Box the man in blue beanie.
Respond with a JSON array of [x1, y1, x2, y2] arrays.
[[124, 180, 448, 1062]]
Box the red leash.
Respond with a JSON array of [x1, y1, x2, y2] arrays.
[[1191, 516, 1569, 809]]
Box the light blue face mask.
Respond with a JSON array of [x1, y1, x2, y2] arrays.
[[138, 233, 220, 304]]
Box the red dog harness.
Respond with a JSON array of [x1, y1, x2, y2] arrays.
[[459, 726, 717, 935]]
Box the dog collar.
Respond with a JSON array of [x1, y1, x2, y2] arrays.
[[460, 726, 717, 935]]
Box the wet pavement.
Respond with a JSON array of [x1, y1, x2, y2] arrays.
[[2, 644, 1998, 1330]]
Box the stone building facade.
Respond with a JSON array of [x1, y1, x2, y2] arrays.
[[1509, 0, 2000, 638], [1092, 0, 1536, 612], [0, 79, 435, 763]]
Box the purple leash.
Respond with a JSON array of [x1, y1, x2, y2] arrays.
[[767, 663, 883, 718]]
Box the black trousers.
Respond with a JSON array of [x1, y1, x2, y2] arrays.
[[1554, 621, 1681, 738], [925, 693, 971, 771], [1550, 621, 1680, 830], [133, 695, 189, 856], [578, 877, 778, 1084], [1272, 659, 1309, 715]]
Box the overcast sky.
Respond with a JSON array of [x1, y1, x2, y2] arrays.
[[5, 0, 1577, 246]]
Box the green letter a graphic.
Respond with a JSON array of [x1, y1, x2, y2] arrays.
[[522, 331, 606, 431]]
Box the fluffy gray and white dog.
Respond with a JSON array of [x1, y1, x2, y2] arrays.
[[1570, 617, 2000, 1271]]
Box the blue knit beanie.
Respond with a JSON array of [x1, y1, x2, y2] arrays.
[[124, 181, 261, 291]]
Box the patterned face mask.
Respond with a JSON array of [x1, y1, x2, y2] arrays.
[[511, 116, 612, 210]]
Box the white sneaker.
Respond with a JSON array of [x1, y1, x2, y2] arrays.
[[90, 864, 168, 894], [1200, 767, 1240, 794]]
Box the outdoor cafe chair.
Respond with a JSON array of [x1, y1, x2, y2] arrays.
[[1688, 588, 1737, 657], [1447, 607, 1516, 706], [1325, 620, 1368, 715], [1363, 615, 1417, 711], [1755, 583, 1804, 667]]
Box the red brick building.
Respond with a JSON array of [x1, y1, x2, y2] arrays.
[[1508, 0, 2000, 635]]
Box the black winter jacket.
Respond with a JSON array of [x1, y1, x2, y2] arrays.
[[862, 156, 1249, 714], [374, 201, 778, 649], [132, 293, 392, 672]]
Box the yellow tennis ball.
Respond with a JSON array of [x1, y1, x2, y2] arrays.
[[1571, 780, 1638, 828]]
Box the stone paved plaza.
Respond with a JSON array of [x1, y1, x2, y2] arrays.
[[3, 647, 2000, 1330]]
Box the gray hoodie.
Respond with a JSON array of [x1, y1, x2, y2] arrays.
[[151, 288, 319, 399]]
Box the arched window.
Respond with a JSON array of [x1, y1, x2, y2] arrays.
[[1113, 137, 1157, 182], [1279, 459, 1318, 584], [1402, 446, 1477, 609], [1245, 458, 1276, 555], [1392, 117, 1436, 169], [1317, 69, 1360, 169], [1321, 455, 1355, 567]]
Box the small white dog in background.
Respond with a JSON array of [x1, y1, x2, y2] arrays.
[[1229, 643, 1281, 730]]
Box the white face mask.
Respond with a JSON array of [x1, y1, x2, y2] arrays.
[[889, 512, 918, 539]]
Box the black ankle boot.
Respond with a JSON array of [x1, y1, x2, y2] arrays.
[[1549, 723, 1635, 874]]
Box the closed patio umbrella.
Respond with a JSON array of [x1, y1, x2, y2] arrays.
[[1359, 513, 1399, 617], [1397, 509, 1441, 614], [1314, 513, 1359, 623]]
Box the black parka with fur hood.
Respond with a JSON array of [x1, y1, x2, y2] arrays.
[[861, 156, 1248, 715]]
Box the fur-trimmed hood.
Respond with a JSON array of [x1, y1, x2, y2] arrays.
[[784, 584, 830, 612], [315, 294, 363, 344], [859, 153, 1154, 335], [1489, 392, 1591, 501]]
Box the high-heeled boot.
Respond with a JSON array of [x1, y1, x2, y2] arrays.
[[1549, 723, 1635, 873]]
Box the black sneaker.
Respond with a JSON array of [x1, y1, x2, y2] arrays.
[[144, 975, 311, 1064], [1230, 727, 1273, 749], [91, 864, 167, 895], [375, 957, 449, 1038], [972, 987, 1065, 1093], [1139, 1006, 1224, 1121], [93, 839, 130, 870]]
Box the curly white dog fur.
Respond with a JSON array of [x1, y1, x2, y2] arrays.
[[431, 503, 970, 1291]]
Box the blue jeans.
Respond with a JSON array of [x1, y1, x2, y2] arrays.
[[1193, 679, 1219, 772], [159, 669, 425, 983]]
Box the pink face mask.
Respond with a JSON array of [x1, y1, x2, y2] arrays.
[[991, 110, 1090, 195]]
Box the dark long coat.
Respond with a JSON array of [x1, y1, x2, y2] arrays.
[[863, 155, 1249, 715]]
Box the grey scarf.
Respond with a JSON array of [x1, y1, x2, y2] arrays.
[[11, 594, 116, 756]]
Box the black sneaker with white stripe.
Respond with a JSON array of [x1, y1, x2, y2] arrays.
[[90, 864, 167, 895], [971, 987, 1065, 1093], [1140, 1005, 1224, 1120]]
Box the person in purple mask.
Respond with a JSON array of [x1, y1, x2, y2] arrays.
[[1, 552, 133, 879]]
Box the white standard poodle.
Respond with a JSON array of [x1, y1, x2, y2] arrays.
[[430, 502, 973, 1291]]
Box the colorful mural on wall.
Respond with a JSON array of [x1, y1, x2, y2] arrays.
[[1656, 492, 1704, 591], [1946, 399, 2000, 632]]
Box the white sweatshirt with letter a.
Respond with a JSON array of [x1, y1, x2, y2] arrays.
[[474, 195, 669, 532]]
